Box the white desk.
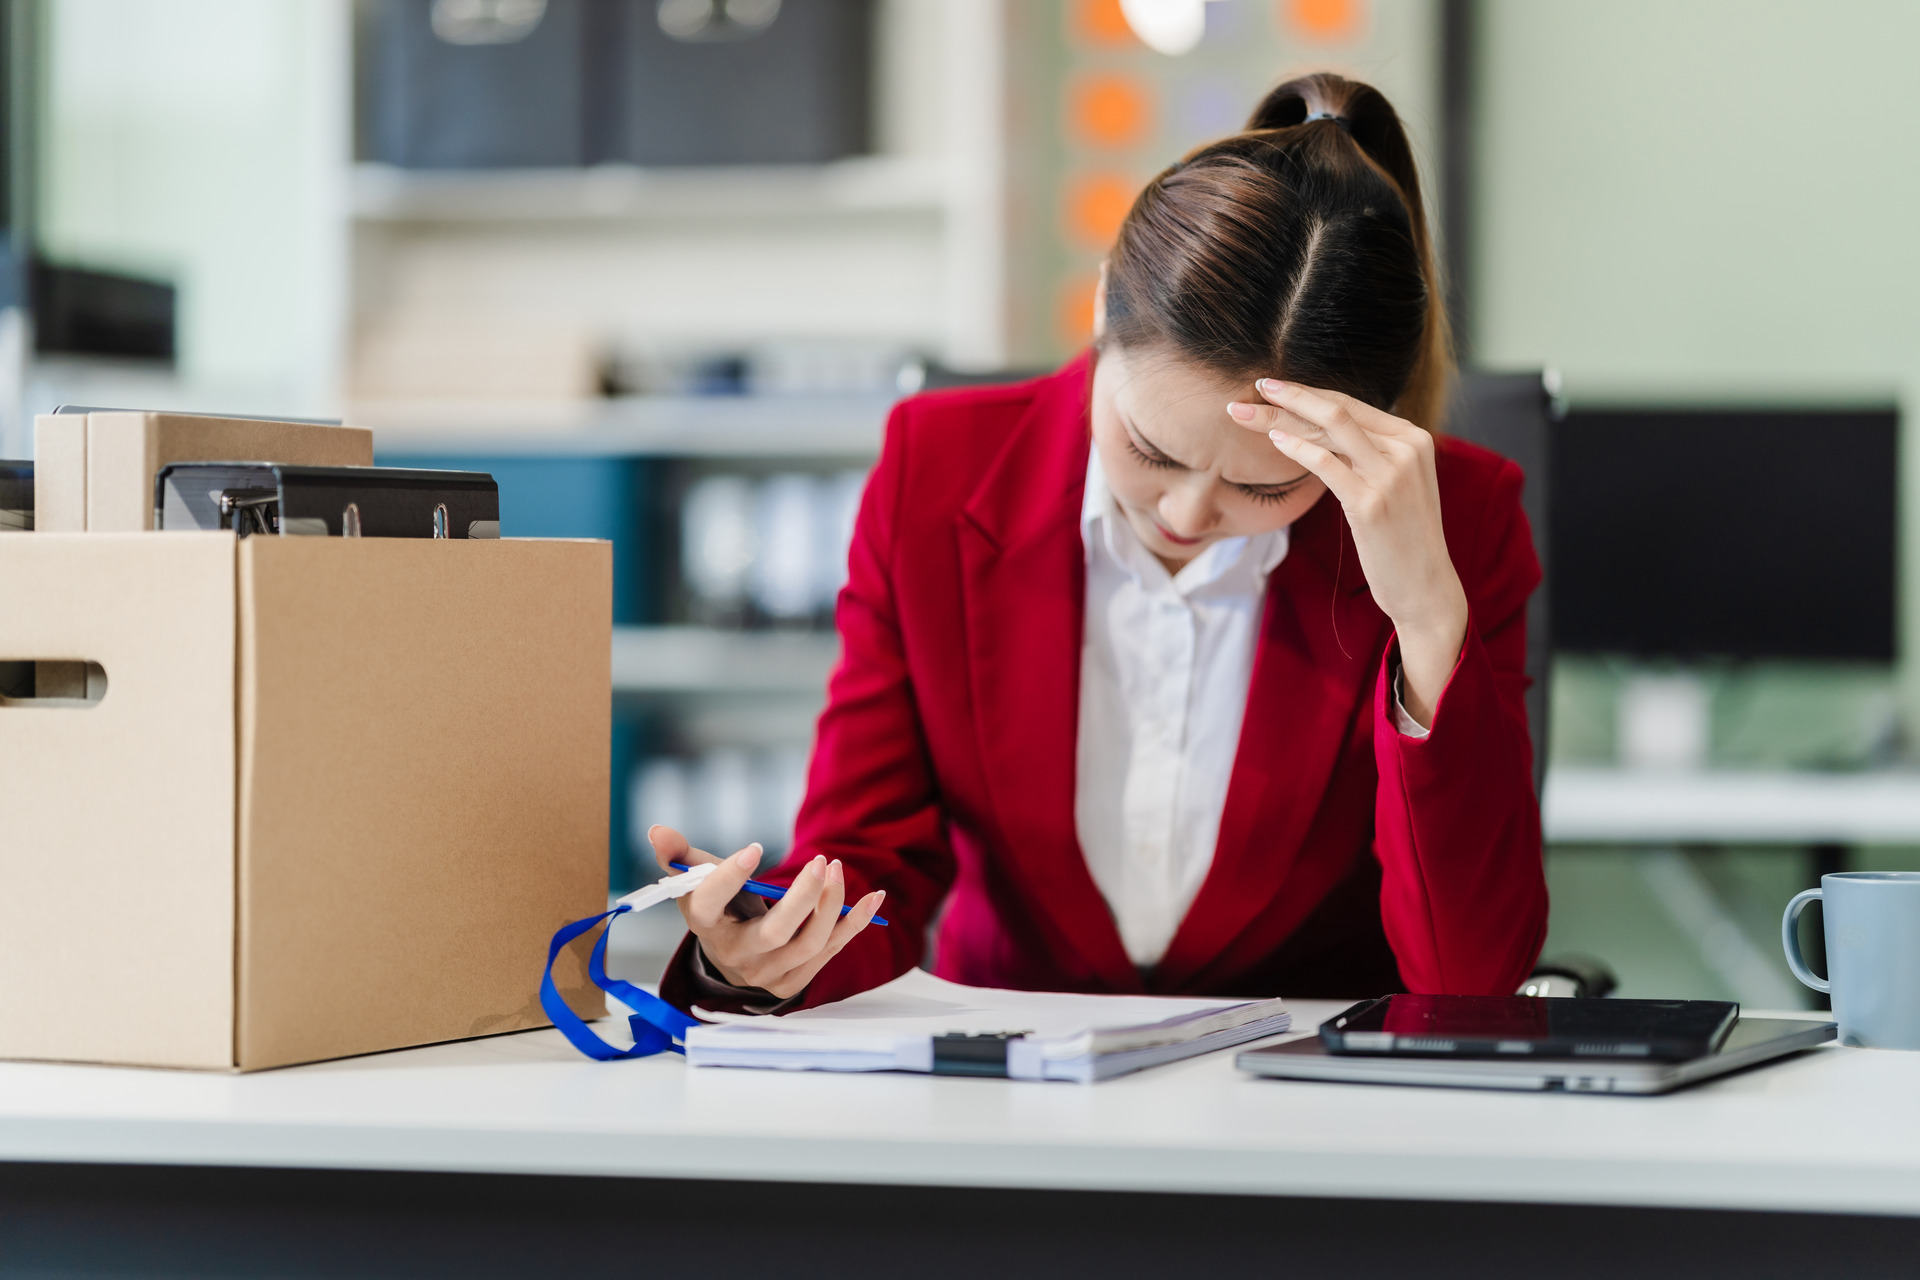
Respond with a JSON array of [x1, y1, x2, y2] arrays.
[[0, 1004, 1909, 1219], [1543, 766, 1920, 845]]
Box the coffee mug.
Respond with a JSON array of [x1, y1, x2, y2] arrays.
[[1782, 872, 1920, 1049]]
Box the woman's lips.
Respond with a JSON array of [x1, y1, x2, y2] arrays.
[[1154, 521, 1204, 546]]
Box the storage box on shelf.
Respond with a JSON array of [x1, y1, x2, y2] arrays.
[[344, 0, 1008, 410]]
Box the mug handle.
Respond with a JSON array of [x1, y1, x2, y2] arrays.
[[1781, 888, 1830, 993]]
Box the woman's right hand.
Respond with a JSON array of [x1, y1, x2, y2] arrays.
[[648, 824, 886, 999]]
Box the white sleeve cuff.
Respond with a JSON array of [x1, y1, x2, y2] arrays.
[[1392, 665, 1432, 739]]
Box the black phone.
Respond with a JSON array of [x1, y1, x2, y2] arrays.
[[1320, 994, 1740, 1062]]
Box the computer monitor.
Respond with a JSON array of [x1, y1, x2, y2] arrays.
[[1551, 407, 1898, 661]]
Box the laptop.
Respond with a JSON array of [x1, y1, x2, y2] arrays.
[[1237, 1015, 1835, 1094]]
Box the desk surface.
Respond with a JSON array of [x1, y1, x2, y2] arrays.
[[2, 1004, 1913, 1217]]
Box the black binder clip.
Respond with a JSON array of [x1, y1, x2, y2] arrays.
[[931, 1031, 1031, 1078]]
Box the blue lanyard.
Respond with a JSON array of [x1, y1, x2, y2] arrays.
[[539, 906, 698, 1060]]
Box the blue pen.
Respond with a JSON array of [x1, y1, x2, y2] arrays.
[[670, 861, 890, 926]]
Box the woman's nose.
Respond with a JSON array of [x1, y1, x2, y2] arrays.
[[1158, 479, 1218, 538]]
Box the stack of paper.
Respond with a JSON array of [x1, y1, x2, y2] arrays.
[[684, 969, 1291, 1082]]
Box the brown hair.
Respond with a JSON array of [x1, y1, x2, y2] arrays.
[[1103, 72, 1452, 431]]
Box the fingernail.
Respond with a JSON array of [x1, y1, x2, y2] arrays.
[[1260, 378, 1292, 392], [873, 889, 886, 906], [828, 859, 844, 885], [1270, 429, 1289, 442], [1227, 401, 1256, 421]]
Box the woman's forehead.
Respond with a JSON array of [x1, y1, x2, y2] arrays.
[[1100, 349, 1291, 478], [1106, 347, 1248, 403]]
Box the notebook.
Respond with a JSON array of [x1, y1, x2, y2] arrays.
[[684, 969, 1291, 1082]]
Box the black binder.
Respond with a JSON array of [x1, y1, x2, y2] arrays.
[[155, 463, 499, 539]]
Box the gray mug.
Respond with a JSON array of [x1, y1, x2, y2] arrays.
[[1782, 872, 1920, 1049]]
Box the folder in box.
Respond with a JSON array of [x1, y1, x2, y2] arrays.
[[156, 462, 500, 539], [33, 408, 373, 532]]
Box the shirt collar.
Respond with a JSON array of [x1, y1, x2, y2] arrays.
[[1081, 446, 1289, 592]]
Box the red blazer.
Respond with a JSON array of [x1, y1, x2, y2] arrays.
[[662, 355, 1547, 1011]]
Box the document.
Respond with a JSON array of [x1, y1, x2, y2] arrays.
[[685, 969, 1291, 1082]]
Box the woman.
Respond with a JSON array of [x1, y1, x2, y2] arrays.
[[653, 72, 1546, 1012]]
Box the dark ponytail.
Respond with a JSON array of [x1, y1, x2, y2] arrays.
[[1104, 72, 1452, 431]]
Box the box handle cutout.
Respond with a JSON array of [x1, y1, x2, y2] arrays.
[[0, 660, 108, 707]]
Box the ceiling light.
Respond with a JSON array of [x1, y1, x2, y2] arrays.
[[1119, 0, 1207, 56]]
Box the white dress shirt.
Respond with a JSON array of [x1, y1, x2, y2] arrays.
[[1073, 449, 1428, 969]]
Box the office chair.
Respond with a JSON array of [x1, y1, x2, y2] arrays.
[[1447, 371, 1616, 999], [1445, 371, 1556, 799]]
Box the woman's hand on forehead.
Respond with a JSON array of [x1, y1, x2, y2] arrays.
[[1226, 380, 1469, 728]]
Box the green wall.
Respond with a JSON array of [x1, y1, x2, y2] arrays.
[[1475, 0, 1920, 726], [37, 0, 345, 411], [1473, 2, 1920, 1000]]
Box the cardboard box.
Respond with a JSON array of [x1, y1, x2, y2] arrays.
[[33, 411, 374, 533], [0, 533, 609, 1070]]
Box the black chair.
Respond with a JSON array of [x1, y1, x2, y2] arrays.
[[1448, 372, 1617, 999], [1446, 371, 1557, 798]]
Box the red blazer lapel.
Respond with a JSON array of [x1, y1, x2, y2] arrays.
[[956, 357, 1137, 990], [1155, 496, 1391, 989]]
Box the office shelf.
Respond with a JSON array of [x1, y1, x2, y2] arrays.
[[364, 392, 891, 459], [350, 156, 955, 225], [612, 626, 839, 696], [1543, 765, 1920, 845]]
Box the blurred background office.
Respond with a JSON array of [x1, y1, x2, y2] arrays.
[[7, 0, 1920, 1007]]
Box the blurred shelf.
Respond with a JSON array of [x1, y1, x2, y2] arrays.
[[612, 626, 839, 696], [1543, 766, 1920, 845], [26, 356, 332, 424], [365, 393, 890, 458], [350, 156, 955, 224]]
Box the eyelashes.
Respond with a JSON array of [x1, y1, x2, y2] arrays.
[[1125, 434, 1180, 470], [1125, 433, 1308, 506], [1237, 480, 1308, 506]]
